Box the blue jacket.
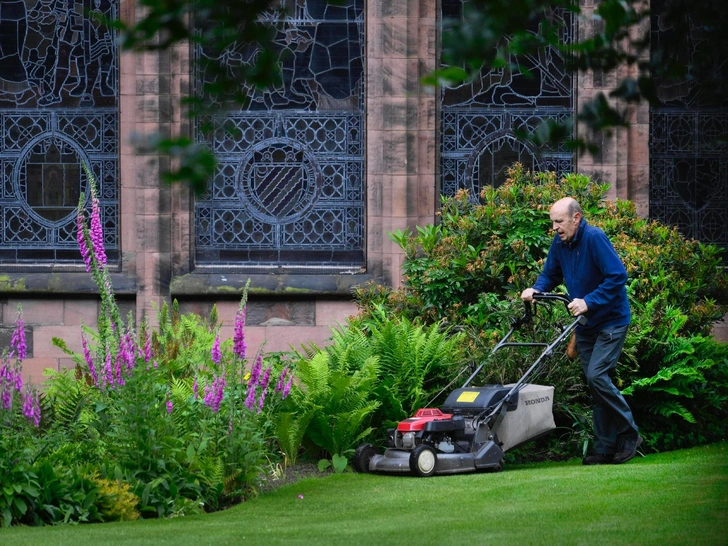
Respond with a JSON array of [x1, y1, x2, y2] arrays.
[[533, 218, 630, 333]]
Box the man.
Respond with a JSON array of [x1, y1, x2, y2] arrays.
[[521, 197, 641, 465]]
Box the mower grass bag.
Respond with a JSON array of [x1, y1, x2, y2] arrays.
[[495, 383, 555, 451]]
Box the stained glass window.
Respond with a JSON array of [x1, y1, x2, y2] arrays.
[[194, 0, 364, 269], [649, 0, 728, 257], [0, 0, 119, 264], [439, 0, 574, 198]]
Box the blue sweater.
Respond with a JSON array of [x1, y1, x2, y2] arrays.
[[533, 219, 630, 333]]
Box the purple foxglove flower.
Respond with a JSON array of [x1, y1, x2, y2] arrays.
[[166, 399, 173, 414], [259, 366, 272, 390], [114, 351, 125, 386], [1, 389, 10, 411], [275, 366, 289, 394], [249, 354, 262, 386], [104, 349, 113, 388], [204, 374, 226, 413], [22, 390, 40, 427], [244, 381, 257, 411], [32, 391, 40, 427], [123, 332, 135, 371], [256, 366, 273, 413], [82, 334, 99, 386], [11, 310, 26, 362], [233, 306, 247, 360], [211, 334, 222, 365], [214, 375, 226, 411], [13, 366, 22, 392], [282, 374, 293, 400], [90, 189, 107, 267], [193, 377, 199, 400], [228, 418, 233, 434], [257, 388, 267, 414], [77, 213, 92, 272]]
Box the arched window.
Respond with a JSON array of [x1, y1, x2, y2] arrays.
[[194, 0, 365, 270], [0, 0, 119, 264], [649, 0, 728, 257], [439, 0, 574, 198]]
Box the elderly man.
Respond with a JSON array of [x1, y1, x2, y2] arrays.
[[521, 197, 641, 465]]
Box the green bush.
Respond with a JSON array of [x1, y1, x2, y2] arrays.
[[356, 164, 728, 454]]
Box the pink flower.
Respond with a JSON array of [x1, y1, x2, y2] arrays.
[[22, 389, 40, 427], [77, 212, 92, 272], [193, 377, 199, 400], [204, 374, 227, 413], [244, 381, 257, 411], [104, 348, 113, 388], [233, 306, 247, 360], [82, 334, 98, 386], [10, 309, 26, 362], [257, 366, 272, 414], [211, 334, 222, 365], [245, 354, 263, 411], [282, 374, 293, 400], [275, 366, 289, 393], [166, 399, 173, 414], [249, 354, 262, 386], [89, 186, 107, 267]]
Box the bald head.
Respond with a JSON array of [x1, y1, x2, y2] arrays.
[[549, 197, 582, 243], [551, 197, 583, 218]]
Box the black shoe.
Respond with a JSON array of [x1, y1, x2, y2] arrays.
[[612, 434, 643, 464], [582, 453, 614, 465]]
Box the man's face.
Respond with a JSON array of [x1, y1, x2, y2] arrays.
[[550, 204, 580, 243]]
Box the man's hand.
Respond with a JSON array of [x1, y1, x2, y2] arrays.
[[521, 288, 539, 302], [568, 298, 588, 316]]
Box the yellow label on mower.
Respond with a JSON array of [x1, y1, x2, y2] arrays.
[[456, 391, 480, 403]]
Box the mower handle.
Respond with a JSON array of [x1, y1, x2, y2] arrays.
[[520, 292, 587, 326], [532, 292, 572, 305]]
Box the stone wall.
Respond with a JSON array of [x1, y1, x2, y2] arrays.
[[2, 0, 726, 387]]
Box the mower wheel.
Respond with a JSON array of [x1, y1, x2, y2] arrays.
[[410, 445, 438, 477], [353, 443, 378, 473]]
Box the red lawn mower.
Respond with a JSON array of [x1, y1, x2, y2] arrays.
[[353, 293, 586, 477]]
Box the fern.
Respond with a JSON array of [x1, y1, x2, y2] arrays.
[[43, 367, 91, 433]]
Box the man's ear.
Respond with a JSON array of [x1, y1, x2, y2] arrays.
[[573, 212, 582, 223]]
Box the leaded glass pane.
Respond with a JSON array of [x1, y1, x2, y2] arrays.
[[0, 0, 119, 264], [649, 0, 728, 259], [194, 0, 365, 269], [440, 0, 574, 198]]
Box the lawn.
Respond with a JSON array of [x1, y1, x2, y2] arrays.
[[3, 443, 727, 546]]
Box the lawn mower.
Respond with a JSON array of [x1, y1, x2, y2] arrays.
[[353, 293, 586, 477]]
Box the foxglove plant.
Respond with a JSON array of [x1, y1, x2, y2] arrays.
[[233, 305, 247, 360], [10, 305, 27, 362], [257, 366, 272, 414], [77, 164, 123, 357], [211, 334, 222, 365], [1, 306, 41, 427]]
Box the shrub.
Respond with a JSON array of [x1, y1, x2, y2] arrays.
[[356, 164, 728, 454]]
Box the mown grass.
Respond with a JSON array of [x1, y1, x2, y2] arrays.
[[3, 443, 727, 546]]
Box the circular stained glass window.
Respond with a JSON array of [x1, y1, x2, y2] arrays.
[[238, 138, 321, 224]]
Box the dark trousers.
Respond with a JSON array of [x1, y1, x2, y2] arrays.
[[576, 324, 639, 454]]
